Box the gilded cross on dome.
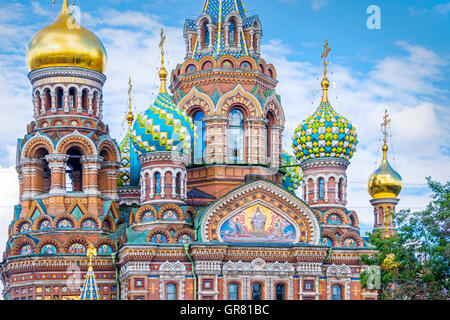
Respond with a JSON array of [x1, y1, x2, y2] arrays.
[[159, 27, 166, 67], [320, 40, 332, 102], [321, 40, 331, 80], [381, 109, 391, 160], [127, 77, 134, 128]]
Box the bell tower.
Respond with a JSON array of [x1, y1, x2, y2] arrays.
[[170, 0, 285, 201], [2, 1, 120, 300]]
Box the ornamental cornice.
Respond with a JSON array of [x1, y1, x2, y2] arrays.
[[369, 197, 400, 206], [204, 115, 228, 122], [19, 158, 46, 167], [45, 154, 70, 163], [80, 155, 104, 164], [174, 68, 277, 86], [138, 152, 189, 165], [245, 117, 267, 123], [300, 158, 350, 170], [101, 161, 121, 169], [28, 67, 106, 85]]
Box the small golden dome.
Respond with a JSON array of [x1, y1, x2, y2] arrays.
[[368, 155, 403, 199], [26, 0, 107, 73]]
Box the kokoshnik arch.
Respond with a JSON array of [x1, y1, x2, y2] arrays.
[[0, 0, 402, 301]]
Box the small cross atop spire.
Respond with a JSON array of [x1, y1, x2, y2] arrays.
[[320, 40, 331, 102], [321, 40, 331, 80], [126, 77, 134, 129], [158, 27, 168, 94], [381, 109, 391, 160]]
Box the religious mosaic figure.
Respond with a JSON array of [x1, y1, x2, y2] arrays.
[[251, 206, 267, 233]]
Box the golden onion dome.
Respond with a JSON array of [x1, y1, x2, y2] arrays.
[[26, 0, 107, 73], [368, 145, 403, 199]]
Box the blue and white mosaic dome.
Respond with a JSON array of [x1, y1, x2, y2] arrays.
[[131, 92, 194, 156]]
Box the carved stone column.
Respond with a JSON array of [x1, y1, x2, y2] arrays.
[[100, 161, 120, 201], [80, 155, 103, 196], [45, 154, 69, 195]]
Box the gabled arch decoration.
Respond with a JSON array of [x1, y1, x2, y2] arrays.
[[177, 87, 215, 116], [198, 179, 321, 244], [216, 84, 262, 117]]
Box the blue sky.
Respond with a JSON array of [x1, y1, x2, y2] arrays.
[[0, 0, 449, 254]]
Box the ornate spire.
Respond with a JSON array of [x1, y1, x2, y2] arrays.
[[158, 27, 168, 94], [79, 244, 100, 300], [61, 0, 70, 15], [126, 77, 134, 129], [320, 40, 331, 103]]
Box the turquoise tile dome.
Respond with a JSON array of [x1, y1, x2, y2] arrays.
[[281, 151, 303, 193], [118, 131, 141, 187], [131, 92, 194, 156], [292, 100, 358, 162]]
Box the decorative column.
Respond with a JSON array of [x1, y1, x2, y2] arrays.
[[51, 92, 57, 113], [256, 33, 262, 57], [77, 93, 83, 113], [237, 25, 242, 49], [100, 161, 120, 201], [270, 125, 284, 168], [41, 94, 46, 115], [63, 89, 69, 112], [81, 155, 103, 215], [223, 23, 230, 49], [80, 155, 103, 196], [45, 154, 69, 195], [20, 158, 46, 200], [249, 29, 255, 54], [88, 93, 94, 115], [207, 23, 214, 51]]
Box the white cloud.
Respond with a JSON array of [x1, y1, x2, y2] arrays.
[[433, 3, 450, 14]]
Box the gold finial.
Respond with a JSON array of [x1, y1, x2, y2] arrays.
[[382, 109, 391, 161], [61, 0, 70, 14], [320, 40, 331, 103], [87, 244, 97, 267], [158, 27, 168, 94], [126, 77, 134, 129]]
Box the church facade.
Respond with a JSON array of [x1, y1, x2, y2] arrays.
[[1, 0, 403, 301]]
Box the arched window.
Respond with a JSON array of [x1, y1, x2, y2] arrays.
[[155, 172, 161, 194], [56, 88, 64, 109], [332, 285, 342, 300], [229, 21, 235, 45], [166, 283, 177, 300], [266, 112, 275, 161], [69, 88, 76, 109], [193, 110, 205, 164], [175, 173, 181, 195], [204, 23, 210, 47], [228, 283, 238, 300], [252, 283, 262, 300], [318, 178, 324, 200], [229, 109, 244, 163], [338, 179, 343, 201], [44, 89, 51, 111], [66, 147, 83, 192], [82, 89, 89, 110], [275, 284, 285, 300]]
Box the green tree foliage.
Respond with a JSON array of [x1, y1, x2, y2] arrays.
[[360, 177, 449, 300]]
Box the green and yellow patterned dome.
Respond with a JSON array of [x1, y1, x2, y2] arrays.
[[292, 100, 358, 162], [292, 40, 358, 163], [281, 151, 303, 193]]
